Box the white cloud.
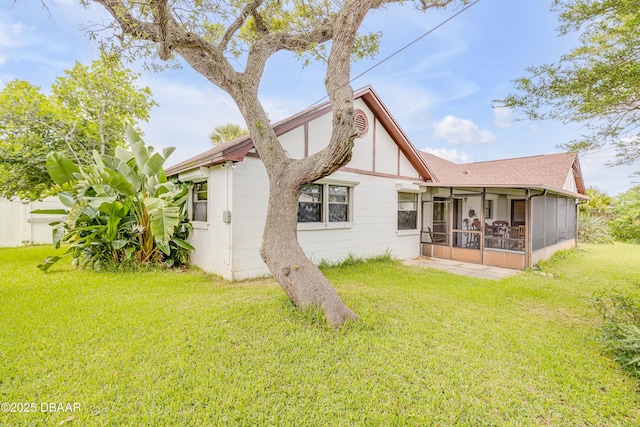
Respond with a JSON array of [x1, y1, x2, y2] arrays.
[[422, 147, 470, 164], [432, 115, 496, 146], [493, 106, 515, 129], [136, 76, 244, 166], [0, 55, 5, 65], [0, 22, 26, 48]]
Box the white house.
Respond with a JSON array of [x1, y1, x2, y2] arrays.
[[166, 86, 587, 280]]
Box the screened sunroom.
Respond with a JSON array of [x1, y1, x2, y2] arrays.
[[419, 185, 581, 270]]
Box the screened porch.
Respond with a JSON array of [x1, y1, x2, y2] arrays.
[[420, 187, 579, 270]]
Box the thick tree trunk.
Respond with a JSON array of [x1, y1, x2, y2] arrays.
[[259, 172, 359, 327]]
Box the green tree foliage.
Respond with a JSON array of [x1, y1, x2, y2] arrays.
[[0, 51, 156, 201], [499, 0, 640, 167], [0, 80, 73, 200], [36, 125, 193, 271], [610, 185, 640, 243], [580, 186, 615, 216], [209, 123, 248, 146]]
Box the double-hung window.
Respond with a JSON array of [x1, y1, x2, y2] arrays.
[[298, 183, 351, 224], [192, 181, 208, 222], [397, 192, 418, 230]]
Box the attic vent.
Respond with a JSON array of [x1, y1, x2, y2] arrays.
[[354, 110, 369, 137]]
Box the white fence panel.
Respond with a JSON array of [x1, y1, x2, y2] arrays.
[[0, 198, 66, 247]]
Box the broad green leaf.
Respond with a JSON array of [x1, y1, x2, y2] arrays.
[[143, 152, 166, 177], [87, 196, 118, 211], [52, 226, 65, 248], [162, 146, 176, 159], [156, 240, 171, 256], [170, 237, 195, 251], [30, 209, 68, 215], [126, 125, 149, 172], [37, 256, 61, 272], [46, 152, 80, 185], [57, 192, 76, 208], [143, 197, 179, 245], [112, 239, 128, 249]]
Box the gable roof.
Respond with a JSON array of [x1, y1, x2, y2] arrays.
[[166, 86, 432, 180], [419, 151, 586, 197]]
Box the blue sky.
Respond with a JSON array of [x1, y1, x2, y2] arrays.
[[1, 0, 636, 195]]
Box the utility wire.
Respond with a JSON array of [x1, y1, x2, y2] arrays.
[[306, 0, 481, 109]]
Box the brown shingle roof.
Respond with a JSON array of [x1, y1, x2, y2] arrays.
[[419, 151, 586, 195]]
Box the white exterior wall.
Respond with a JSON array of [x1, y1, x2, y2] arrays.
[[230, 158, 270, 280], [187, 165, 234, 280], [0, 197, 65, 247], [226, 157, 422, 280], [297, 173, 421, 265], [184, 97, 425, 280]]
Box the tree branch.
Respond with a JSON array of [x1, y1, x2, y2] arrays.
[[218, 0, 264, 51]]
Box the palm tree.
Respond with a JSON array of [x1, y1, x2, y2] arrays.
[[209, 123, 248, 146], [582, 187, 614, 217]]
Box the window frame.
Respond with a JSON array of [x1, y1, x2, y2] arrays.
[[397, 192, 419, 231], [191, 180, 209, 223], [297, 182, 353, 229], [484, 199, 493, 220]]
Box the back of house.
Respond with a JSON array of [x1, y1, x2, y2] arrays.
[[166, 86, 431, 280], [167, 86, 587, 280]]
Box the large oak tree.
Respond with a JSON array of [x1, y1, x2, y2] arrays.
[[82, 0, 466, 327]]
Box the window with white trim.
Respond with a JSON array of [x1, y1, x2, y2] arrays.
[[192, 181, 208, 222], [484, 199, 493, 219], [397, 192, 418, 230], [298, 183, 351, 223]]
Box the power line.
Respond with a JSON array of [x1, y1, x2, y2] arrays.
[[306, 0, 481, 109]]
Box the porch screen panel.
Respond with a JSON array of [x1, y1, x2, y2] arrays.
[[558, 197, 568, 241], [545, 194, 558, 247], [567, 198, 577, 239], [531, 195, 545, 251], [432, 198, 449, 244]]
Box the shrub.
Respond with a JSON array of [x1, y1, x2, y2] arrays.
[[609, 185, 640, 244], [578, 212, 614, 244], [35, 125, 193, 271], [592, 288, 640, 378]]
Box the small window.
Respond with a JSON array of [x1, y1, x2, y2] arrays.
[[484, 199, 493, 219], [398, 192, 418, 230], [328, 185, 349, 222], [298, 184, 323, 223], [192, 181, 208, 222]]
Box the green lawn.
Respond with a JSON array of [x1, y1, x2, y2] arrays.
[[1, 244, 639, 426]]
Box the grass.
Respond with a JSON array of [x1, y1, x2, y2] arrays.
[[1, 244, 639, 426]]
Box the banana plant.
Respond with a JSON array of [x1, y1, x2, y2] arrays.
[[36, 125, 193, 271]]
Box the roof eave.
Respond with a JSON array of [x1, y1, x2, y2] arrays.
[[416, 182, 588, 200]]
